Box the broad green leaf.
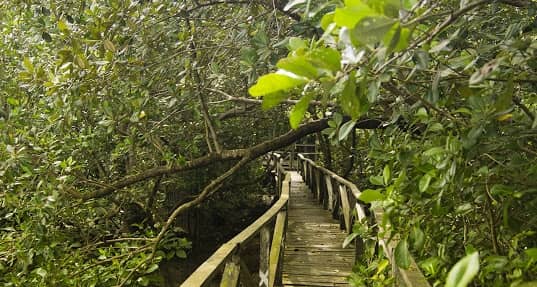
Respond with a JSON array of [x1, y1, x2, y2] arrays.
[[176, 249, 187, 259], [384, 23, 411, 53], [383, 165, 391, 185], [525, 248, 537, 260], [419, 174, 432, 192], [145, 263, 159, 274], [395, 239, 411, 269], [358, 189, 385, 203], [363, 0, 401, 18], [307, 48, 341, 72], [261, 92, 287, 110], [334, 4, 376, 29], [339, 72, 367, 119], [369, 175, 384, 186], [277, 56, 318, 79], [287, 37, 307, 51], [367, 80, 380, 103], [320, 12, 335, 31], [249, 73, 307, 97], [353, 16, 397, 45], [289, 94, 313, 129], [338, 120, 356, 141], [410, 226, 425, 251], [445, 252, 480, 287]]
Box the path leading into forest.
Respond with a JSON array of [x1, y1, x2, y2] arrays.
[[281, 171, 353, 286]]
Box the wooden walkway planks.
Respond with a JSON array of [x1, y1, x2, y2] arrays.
[[282, 172, 353, 287]]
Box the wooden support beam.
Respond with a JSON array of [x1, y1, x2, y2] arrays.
[[269, 211, 287, 287], [325, 175, 334, 212], [339, 185, 351, 233], [259, 226, 271, 287], [220, 254, 240, 287]]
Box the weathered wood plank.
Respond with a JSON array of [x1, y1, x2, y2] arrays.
[[282, 173, 354, 287], [269, 211, 286, 287], [338, 185, 351, 233], [260, 226, 271, 287], [220, 255, 240, 287]]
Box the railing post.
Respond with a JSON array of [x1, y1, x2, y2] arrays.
[[325, 175, 333, 211], [339, 185, 351, 233], [259, 225, 271, 287], [315, 169, 322, 203], [220, 253, 240, 287]]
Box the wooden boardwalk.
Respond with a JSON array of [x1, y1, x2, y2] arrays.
[[282, 172, 353, 287]]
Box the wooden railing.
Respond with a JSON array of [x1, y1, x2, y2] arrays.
[[181, 153, 288, 287], [297, 154, 431, 287]]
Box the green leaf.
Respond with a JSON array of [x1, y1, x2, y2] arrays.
[[176, 249, 187, 259], [369, 175, 384, 186], [383, 165, 391, 185], [307, 48, 341, 73], [23, 57, 34, 72], [353, 16, 397, 45], [384, 23, 411, 53], [320, 12, 335, 31], [495, 78, 513, 112], [395, 239, 411, 269], [145, 263, 159, 274], [261, 92, 288, 109], [289, 94, 313, 129], [339, 72, 367, 119], [343, 232, 359, 248], [334, 2, 377, 28], [524, 248, 537, 260], [287, 37, 307, 51], [410, 226, 425, 251], [338, 120, 356, 141], [419, 174, 432, 193], [358, 189, 385, 203], [445, 252, 480, 287], [249, 73, 307, 97], [277, 56, 318, 79]]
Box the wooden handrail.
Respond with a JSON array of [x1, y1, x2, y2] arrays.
[[296, 153, 430, 287], [181, 153, 289, 287]]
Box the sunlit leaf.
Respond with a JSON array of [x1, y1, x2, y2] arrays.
[[338, 120, 356, 141], [419, 174, 432, 193], [277, 56, 318, 79], [353, 16, 397, 45], [445, 252, 480, 287], [289, 94, 313, 129], [383, 165, 391, 185], [307, 48, 341, 72], [249, 72, 307, 97], [358, 189, 385, 203], [334, 3, 376, 29]]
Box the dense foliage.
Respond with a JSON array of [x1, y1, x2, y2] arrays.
[[1, 0, 536, 286], [249, 0, 537, 286]]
